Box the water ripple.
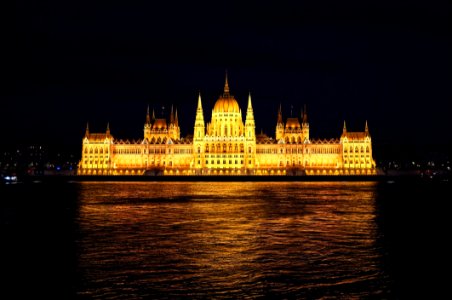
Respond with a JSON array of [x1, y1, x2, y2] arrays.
[[75, 181, 389, 298]]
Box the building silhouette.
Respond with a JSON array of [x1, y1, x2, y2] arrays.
[[78, 75, 376, 176]]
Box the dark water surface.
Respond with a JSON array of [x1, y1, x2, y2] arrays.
[[2, 180, 450, 299]]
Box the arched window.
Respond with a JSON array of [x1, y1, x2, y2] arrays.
[[84, 148, 88, 154], [366, 146, 370, 153], [94, 148, 98, 154], [355, 146, 359, 153]]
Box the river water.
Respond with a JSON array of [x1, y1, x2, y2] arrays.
[[1, 180, 450, 299]]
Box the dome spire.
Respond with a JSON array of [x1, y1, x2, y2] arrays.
[[223, 70, 230, 96]]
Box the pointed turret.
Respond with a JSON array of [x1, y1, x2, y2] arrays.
[[175, 108, 179, 127], [106, 122, 110, 136], [245, 92, 256, 141], [276, 103, 284, 140], [302, 104, 308, 124], [85, 122, 89, 137], [152, 108, 156, 121], [144, 107, 152, 140], [343, 120, 347, 133], [194, 92, 205, 140], [196, 92, 204, 119], [365, 120, 368, 133], [246, 92, 254, 121], [301, 104, 310, 141], [277, 103, 283, 124], [170, 105, 174, 124], [145, 105, 151, 124]]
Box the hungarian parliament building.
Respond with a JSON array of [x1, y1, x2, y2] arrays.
[[78, 76, 376, 176]]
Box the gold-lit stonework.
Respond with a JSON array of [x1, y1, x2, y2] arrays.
[[78, 76, 376, 176]]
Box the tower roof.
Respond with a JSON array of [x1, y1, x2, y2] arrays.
[[285, 117, 301, 129]]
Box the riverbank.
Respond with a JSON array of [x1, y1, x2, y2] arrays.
[[16, 174, 447, 183]]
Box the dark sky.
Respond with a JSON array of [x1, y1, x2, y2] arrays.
[[4, 0, 451, 153]]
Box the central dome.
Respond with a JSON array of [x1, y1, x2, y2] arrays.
[[213, 96, 240, 113], [213, 73, 240, 113]]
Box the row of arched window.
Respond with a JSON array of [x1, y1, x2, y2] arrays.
[[344, 146, 370, 153], [202, 143, 246, 153], [84, 147, 109, 154], [310, 147, 341, 154]]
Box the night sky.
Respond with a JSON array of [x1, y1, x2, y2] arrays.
[[5, 1, 451, 157]]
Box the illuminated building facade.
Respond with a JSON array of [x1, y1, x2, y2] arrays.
[[78, 76, 376, 176]]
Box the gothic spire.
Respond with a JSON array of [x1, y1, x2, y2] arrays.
[[145, 105, 151, 124], [343, 120, 347, 133], [85, 122, 89, 137], [106, 122, 110, 135], [246, 92, 254, 122], [195, 92, 204, 123], [152, 108, 156, 121], [197, 92, 203, 111], [170, 105, 174, 124], [247, 92, 253, 110], [277, 103, 283, 124], [302, 104, 308, 123], [175, 108, 179, 126], [365, 120, 368, 132]]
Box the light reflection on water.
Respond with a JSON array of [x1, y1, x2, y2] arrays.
[[76, 181, 389, 298]]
